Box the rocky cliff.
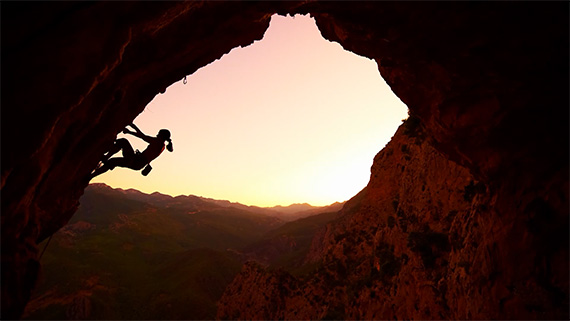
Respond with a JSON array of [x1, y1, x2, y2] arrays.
[[218, 118, 568, 320], [2, 1, 567, 319]]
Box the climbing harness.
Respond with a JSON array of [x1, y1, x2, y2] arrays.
[[39, 234, 53, 260]]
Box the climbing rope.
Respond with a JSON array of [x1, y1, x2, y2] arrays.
[[38, 234, 53, 260]]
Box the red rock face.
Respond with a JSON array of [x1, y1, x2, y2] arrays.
[[218, 120, 568, 320], [1, 1, 567, 319], [219, 122, 476, 320]]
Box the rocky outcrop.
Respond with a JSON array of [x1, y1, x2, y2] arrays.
[[2, 1, 567, 319], [218, 119, 568, 320]]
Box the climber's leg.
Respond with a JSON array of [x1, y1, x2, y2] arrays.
[[91, 157, 130, 178], [102, 138, 134, 163]]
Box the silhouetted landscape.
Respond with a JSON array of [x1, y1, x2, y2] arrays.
[[22, 184, 343, 320], [3, 2, 567, 320]]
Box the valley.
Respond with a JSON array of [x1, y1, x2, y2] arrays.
[[22, 184, 343, 320]]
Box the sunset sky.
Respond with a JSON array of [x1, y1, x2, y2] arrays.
[[91, 14, 408, 207]]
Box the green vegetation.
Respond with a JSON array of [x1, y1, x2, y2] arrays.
[[246, 211, 341, 276], [23, 185, 289, 320], [24, 184, 342, 320]]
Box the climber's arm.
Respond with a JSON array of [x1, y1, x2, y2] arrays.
[[123, 124, 153, 143], [128, 123, 143, 134]]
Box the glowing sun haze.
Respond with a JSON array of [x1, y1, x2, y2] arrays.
[[91, 14, 408, 207]]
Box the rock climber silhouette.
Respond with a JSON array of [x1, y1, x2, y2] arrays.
[[90, 123, 173, 179]]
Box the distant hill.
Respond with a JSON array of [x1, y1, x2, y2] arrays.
[[199, 198, 345, 221], [95, 183, 346, 221], [196, 197, 285, 219], [270, 203, 315, 214], [274, 201, 345, 221], [23, 184, 344, 320], [240, 210, 342, 275]]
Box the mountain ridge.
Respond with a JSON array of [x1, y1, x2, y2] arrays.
[[23, 183, 345, 320], [88, 183, 345, 221]]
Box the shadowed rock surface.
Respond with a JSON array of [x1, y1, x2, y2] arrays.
[[2, 1, 568, 319]]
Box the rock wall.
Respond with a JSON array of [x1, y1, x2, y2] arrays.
[[2, 2, 299, 318], [2, 1, 567, 319], [218, 119, 568, 320]]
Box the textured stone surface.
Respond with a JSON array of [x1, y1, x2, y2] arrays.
[[218, 120, 568, 320], [218, 122, 476, 319], [2, 1, 567, 319]]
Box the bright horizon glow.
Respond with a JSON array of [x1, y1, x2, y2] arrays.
[[91, 14, 408, 207]]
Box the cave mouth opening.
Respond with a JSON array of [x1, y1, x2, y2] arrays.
[[91, 14, 409, 208]]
